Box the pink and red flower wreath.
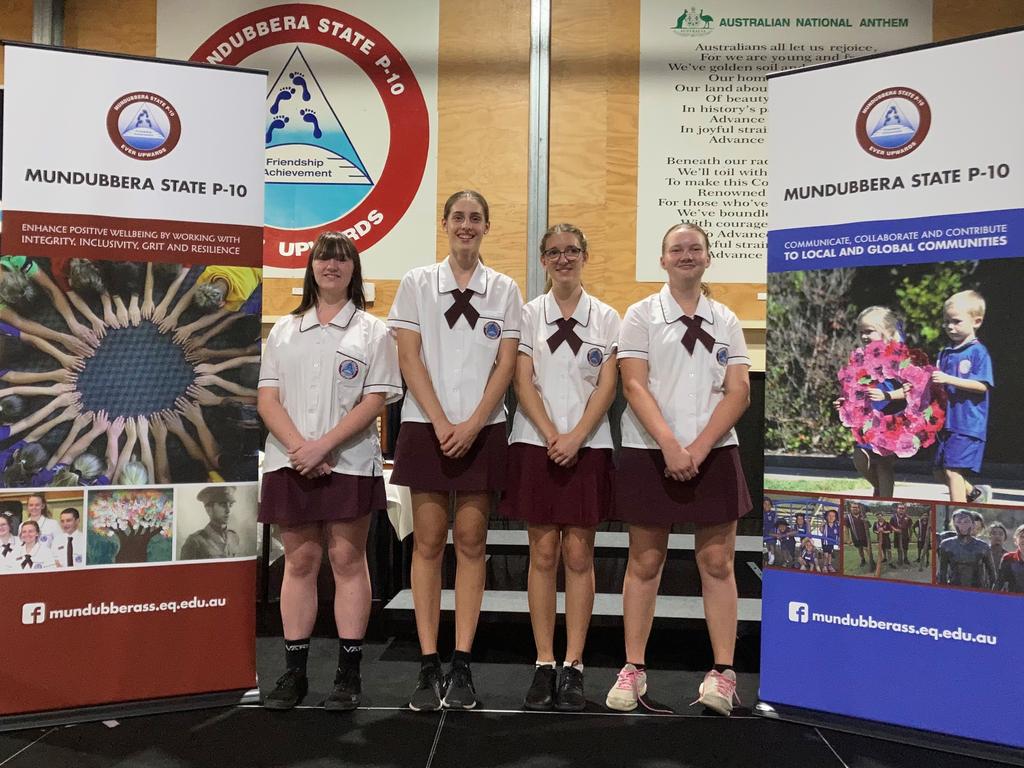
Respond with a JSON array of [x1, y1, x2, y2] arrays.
[[837, 340, 946, 458]]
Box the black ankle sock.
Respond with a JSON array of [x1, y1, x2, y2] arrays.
[[284, 638, 310, 674], [713, 664, 733, 674], [452, 650, 472, 669], [421, 652, 441, 669], [339, 637, 363, 670]]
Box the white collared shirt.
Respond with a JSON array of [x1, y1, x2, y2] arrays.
[[14, 541, 56, 570], [0, 535, 18, 571], [52, 529, 86, 568], [509, 290, 620, 449], [618, 285, 750, 450], [259, 302, 403, 477], [387, 256, 523, 425], [27, 516, 60, 547]]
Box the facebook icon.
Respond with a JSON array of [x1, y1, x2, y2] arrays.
[[21, 603, 46, 625], [788, 602, 809, 623]]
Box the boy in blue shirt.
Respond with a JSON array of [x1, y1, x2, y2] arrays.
[[931, 291, 993, 504]]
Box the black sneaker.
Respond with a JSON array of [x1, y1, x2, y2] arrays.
[[523, 666, 556, 711], [442, 664, 477, 709], [263, 668, 307, 710], [555, 665, 586, 712], [408, 664, 444, 712], [324, 666, 361, 712]]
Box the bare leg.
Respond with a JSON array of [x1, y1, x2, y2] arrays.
[[562, 526, 596, 663], [622, 524, 669, 664], [326, 516, 373, 639], [527, 524, 560, 662], [452, 492, 490, 653], [410, 491, 449, 655], [695, 520, 738, 666], [279, 523, 323, 639]]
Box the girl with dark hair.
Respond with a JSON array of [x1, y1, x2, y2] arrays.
[[499, 223, 620, 711], [607, 223, 751, 717], [387, 190, 523, 711], [258, 231, 402, 711]]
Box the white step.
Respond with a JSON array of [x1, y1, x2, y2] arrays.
[[384, 589, 762, 622], [445, 529, 762, 553]]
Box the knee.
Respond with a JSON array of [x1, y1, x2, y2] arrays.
[[561, 542, 593, 575], [453, 530, 486, 561], [328, 545, 366, 578], [285, 549, 321, 580], [627, 551, 665, 582], [698, 552, 734, 583], [530, 543, 559, 573], [414, 531, 447, 562]]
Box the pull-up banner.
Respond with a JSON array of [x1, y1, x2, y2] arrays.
[[761, 28, 1024, 751], [0, 43, 264, 723]]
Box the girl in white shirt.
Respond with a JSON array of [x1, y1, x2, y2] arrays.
[[0, 515, 18, 571], [16, 519, 56, 570], [387, 190, 522, 711], [499, 223, 619, 711], [606, 223, 751, 717], [25, 493, 60, 547], [258, 232, 402, 712]]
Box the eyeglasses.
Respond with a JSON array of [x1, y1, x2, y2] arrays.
[[542, 246, 583, 261]]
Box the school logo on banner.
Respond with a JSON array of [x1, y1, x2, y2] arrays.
[[190, 4, 430, 268], [106, 92, 182, 160], [855, 87, 931, 159]]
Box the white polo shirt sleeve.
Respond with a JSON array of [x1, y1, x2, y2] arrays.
[[258, 318, 285, 389], [387, 271, 421, 334], [598, 305, 622, 359], [616, 299, 651, 361], [722, 307, 751, 368], [363, 322, 404, 404], [517, 301, 537, 357], [500, 278, 524, 340]]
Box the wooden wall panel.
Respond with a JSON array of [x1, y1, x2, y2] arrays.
[[934, 0, 1024, 40], [63, 0, 157, 56], [0, 0, 36, 83]]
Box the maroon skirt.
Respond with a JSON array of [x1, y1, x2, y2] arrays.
[[258, 468, 386, 525], [498, 443, 614, 527], [613, 446, 751, 526], [390, 422, 507, 492]]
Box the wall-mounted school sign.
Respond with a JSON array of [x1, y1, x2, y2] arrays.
[[158, 1, 439, 278]]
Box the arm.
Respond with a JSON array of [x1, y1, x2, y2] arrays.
[[135, 416, 155, 482], [151, 266, 189, 325], [32, 269, 100, 347], [128, 293, 142, 326], [175, 398, 220, 469], [187, 312, 245, 349], [512, 353, 558, 446], [0, 307, 92, 357], [1, 369, 75, 385], [150, 414, 171, 484], [105, 417, 125, 480], [101, 292, 121, 329], [0, 383, 75, 398], [257, 386, 305, 454], [57, 410, 110, 466], [48, 411, 92, 466], [158, 278, 202, 332], [930, 370, 989, 394], [23, 403, 81, 443], [192, 373, 255, 397], [288, 393, 387, 477], [113, 295, 130, 327], [190, 343, 260, 362], [66, 292, 107, 339], [684, 364, 751, 468], [173, 308, 231, 345], [141, 263, 155, 319], [394, 327, 454, 436], [195, 355, 261, 375], [18, 330, 84, 370], [549, 354, 619, 467], [620, 357, 696, 482], [161, 411, 207, 465], [8, 393, 79, 443], [112, 416, 137, 482]]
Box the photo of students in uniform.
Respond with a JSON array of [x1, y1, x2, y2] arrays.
[[842, 500, 932, 583], [937, 505, 1024, 593], [762, 495, 840, 574], [176, 484, 257, 560], [0, 490, 84, 572]]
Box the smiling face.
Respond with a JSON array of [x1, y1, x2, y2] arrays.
[[312, 250, 354, 301], [541, 230, 587, 292], [20, 521, 38, 545], [0, 517, 9, 538], [26, 495, 45, 520], [660, 226, 710, 284], [443, 197, 489, 257]]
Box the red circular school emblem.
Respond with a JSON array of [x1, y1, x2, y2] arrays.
[[107, 92, 181, 160], [855, 87, 931, 160], [190, 4, 430, 267]]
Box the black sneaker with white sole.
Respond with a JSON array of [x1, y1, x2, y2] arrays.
[[442, 664, 477, 709], [408, 663, 444, 712]]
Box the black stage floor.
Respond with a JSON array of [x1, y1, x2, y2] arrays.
[[0, 625, 1007, 768]]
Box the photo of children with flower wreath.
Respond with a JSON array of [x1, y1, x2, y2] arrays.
[[766, 260, 1023, 507], [86, 488, 174, 565]]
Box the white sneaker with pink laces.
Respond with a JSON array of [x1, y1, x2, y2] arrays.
[[694, 669, 739, 716], [605, 663, 647, 711]]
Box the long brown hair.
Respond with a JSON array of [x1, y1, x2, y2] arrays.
[[291, 232, 366, 316], [662, 222, 712, 297]]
